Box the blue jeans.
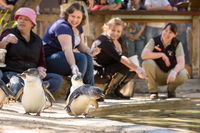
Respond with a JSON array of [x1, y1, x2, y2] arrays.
[[2, 71, 63, 96], [127, 40, 145, 64], [46, 51, 94, 85]]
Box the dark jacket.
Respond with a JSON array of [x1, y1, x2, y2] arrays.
[[0, 27, 46, 73], [153, 35, 180, 72]]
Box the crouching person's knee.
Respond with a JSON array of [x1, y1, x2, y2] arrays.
[[142, 59, 157, 71], [176, 69, 189, 84]]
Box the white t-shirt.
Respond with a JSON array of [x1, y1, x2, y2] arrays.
[[145, 0, 170, 28], [145, 0, 170, 8]]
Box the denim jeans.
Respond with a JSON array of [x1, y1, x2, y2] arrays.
[[127, 40, 145, 64], [46, 51, 94, 85], [2, 71, 63, 96]]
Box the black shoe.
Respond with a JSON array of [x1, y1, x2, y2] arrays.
[[168, 91, 176, 98], [115, 91, 131, 100]]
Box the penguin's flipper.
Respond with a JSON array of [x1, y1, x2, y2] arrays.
[[0, 79, 9, 96], [67, 89, 81, 107], [15, 88, 24, 101], [44, 89, 55, 102], [42, 81, 50, 89], [64, 105, 72, 113]]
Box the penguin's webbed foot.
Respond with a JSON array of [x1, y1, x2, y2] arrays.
[[24, 112, 30, 115], [83, 113, 94, 118], [36, 112, 41, 116], [64, 105, 72, 114]]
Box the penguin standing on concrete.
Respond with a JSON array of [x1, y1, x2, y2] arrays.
[[17, 68, 55, 116], [65, 84, 104, 117], [66, 74, 84, 104]]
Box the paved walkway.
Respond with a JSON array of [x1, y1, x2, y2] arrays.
[[0, 79, 199, 133], [0, 95, 196, 133]]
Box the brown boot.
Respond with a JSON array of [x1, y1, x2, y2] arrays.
[[168, 91, 176, 98], [104, 73, 124, 95]]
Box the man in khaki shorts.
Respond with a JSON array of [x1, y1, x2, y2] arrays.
[[59, 0, 94, 39], [141, 23, 189, 100]]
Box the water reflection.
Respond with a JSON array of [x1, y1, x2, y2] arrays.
[[98, 99, 200, 133]]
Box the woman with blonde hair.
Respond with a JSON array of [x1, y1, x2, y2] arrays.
[[92, 18, 146, 99]]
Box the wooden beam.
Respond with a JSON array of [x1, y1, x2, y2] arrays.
[[191, 16, 200, 78]]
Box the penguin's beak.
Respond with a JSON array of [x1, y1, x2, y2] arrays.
[[100, 93, 105, 98], [73, 74, 82, 81], [24, 68, 39, 77], [17, 73, 26, 79]]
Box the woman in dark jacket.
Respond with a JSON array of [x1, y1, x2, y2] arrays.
[[92, 18, 146, 99], [0, 7, 62, 96]]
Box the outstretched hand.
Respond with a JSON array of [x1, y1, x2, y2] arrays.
[[89, 47, 101, 56], [37, 67, 47, 79], [167, 70, 177, 84], [2, 33, 18, 44], [71, 64, 81, 75], [136, 67, 147, 79]]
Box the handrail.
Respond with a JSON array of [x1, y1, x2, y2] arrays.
[[90, 10, 200, 16]]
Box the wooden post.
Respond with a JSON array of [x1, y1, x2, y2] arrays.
[[191, 16, 200, 78]]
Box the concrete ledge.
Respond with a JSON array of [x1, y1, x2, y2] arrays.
[[0, 99, 191, 133], [91, 97, 191, 115]]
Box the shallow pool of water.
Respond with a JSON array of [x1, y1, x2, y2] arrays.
[[99, 99, 200, 133]]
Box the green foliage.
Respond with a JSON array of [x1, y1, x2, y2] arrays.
[[0, 9, 17, 34]]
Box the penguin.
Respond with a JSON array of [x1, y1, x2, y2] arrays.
[[0, 79, 11, 109], [65, 84, 104, 117], [70, 74, 84, 93], [17, 68, 55, 116], [66, 74, 84, 104]]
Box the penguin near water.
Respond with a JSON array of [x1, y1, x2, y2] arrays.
[[65, 84, 104, 117], [17, 68, 55, 116]]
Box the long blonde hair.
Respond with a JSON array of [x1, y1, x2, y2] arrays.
[[102, 18, 125, 32]]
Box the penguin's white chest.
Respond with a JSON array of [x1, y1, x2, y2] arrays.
[[22, 80, 45, 113], [70, 95, 91, 116]]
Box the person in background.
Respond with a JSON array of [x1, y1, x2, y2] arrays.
[[144, 0, 173, 44], [100, 0, 122, 10], [139, 0, 146, 10], [43, 3, 99, 87], [169, 0, 190, 65], [123, 0, 146, 64], [0, 7, 63, 96], [90, 0, 107, 11], [141, 23, 189, 100], [168, 0, 188, 11], [59, 0, 94, 39], [0, 0, 17, 10], [125, 22, 146, 64], [92, 17, 146, 99]]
